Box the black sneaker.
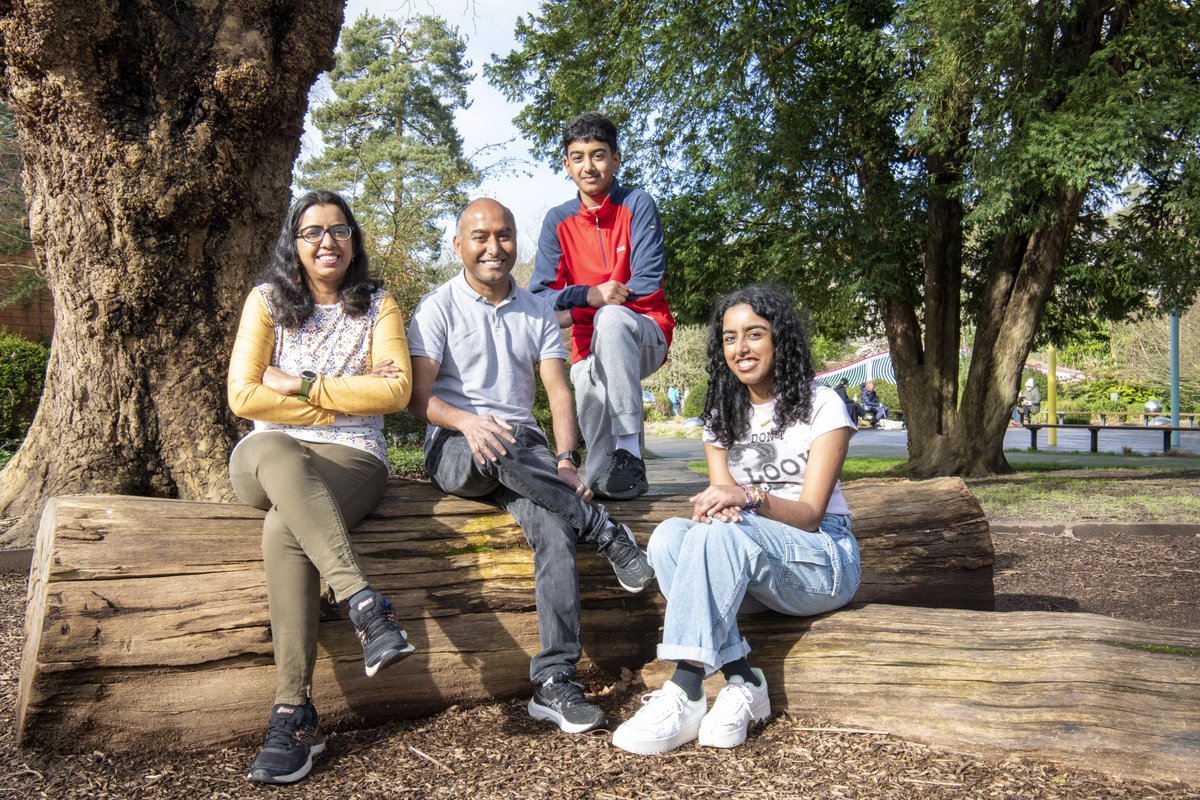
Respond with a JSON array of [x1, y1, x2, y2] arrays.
[[597, 523, 655, 592], [348, 590, 415, 677], [246, 702, 326, 784], [591, 448, 649, 500], [527, 677, 607, 733]]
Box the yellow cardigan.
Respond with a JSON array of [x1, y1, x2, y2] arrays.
[[227, 287, 412, 426]]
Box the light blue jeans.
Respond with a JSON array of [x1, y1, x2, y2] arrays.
[[648, 513, 860, 672]]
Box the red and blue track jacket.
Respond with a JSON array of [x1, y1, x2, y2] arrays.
[[531, 181, 676, 364]]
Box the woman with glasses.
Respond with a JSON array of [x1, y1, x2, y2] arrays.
[[227, 190, 415, 784], [612, 283, 860, 755]]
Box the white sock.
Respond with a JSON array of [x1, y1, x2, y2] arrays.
[[613, 433, 640, 458]]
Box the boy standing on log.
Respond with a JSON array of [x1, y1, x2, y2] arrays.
[[531, 112, 675, 500], [407, 198, 654, 735]]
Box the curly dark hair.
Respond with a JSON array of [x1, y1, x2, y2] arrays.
[[561, 112, 619, 155], [701, 284, 815, 448], [260, 190, 378, 329]]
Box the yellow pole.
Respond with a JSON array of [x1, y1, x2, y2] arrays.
[[1047, 345, 1057, 447]]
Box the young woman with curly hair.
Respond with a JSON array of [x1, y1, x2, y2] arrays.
[[613, 284, 861, 755]]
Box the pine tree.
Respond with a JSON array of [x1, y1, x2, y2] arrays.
[[300, 14, 479, 311]]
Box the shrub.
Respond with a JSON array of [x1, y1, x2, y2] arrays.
[[682, 376, 708, 418], [0, 332, 49, 444]]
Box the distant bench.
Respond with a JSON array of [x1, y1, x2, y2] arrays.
[[1045, 411, 1197, 427], [1023, 423, 1197, 453]]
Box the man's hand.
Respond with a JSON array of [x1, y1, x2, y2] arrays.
[[587, 280, 631, 308], [557, 463, 593, 501], [556, 309, 574, 329], [461, 414, 517, 463]]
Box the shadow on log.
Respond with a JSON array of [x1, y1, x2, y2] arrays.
[[18, 477, 993, 753]]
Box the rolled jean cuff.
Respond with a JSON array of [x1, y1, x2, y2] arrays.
[[657, 639, 751, 676]]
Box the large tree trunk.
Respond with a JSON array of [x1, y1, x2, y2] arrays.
[[17, 477, 994, 751], [888, 0, 1128, 478], [0, 1, 345, 546]]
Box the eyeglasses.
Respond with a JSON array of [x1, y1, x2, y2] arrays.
[[296, 224, 354, 244]]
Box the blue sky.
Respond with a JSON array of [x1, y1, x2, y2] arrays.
[[305, 0, 567, 251]]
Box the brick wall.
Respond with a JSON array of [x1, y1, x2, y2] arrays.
[[0, 252, 53, 344]]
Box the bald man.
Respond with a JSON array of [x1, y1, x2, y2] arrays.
[[407, 199, 653, 734]]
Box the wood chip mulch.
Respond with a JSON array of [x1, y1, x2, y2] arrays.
[[2, 562, 1196, 800]]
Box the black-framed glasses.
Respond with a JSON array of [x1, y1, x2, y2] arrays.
[[296, 224, 354, 244]]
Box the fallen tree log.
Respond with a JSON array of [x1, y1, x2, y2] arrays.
[[18, 477, 992, 752], [644, 606, 1200, 786]]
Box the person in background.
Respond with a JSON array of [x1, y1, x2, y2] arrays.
[[612, 284, 860, 755], [668, 385, 683, 417], [228, 190, 415, 785], [858, 381, 889, 427], [1014, 377, 1042, 425], [833, 378, 858, 426]]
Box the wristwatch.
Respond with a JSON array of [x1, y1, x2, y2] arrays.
[[298, 369, 318, 402], [556, 450, 581, 468]]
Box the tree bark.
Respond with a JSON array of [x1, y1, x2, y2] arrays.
[[0, 1, 345, 546], [889, 0, 1132, 478], [17, 477, 994, 751]]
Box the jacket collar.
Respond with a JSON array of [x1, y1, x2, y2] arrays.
[[575, 179, 622, 224]]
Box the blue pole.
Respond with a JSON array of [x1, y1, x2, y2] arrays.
[[1170, 310, 1180, 447]]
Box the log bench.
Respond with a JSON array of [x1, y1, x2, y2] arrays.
[[16, 477, 1199, 785], [1023, 422, 1198, 452]]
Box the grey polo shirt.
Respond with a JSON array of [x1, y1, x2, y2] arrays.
[[408, 270, 565, 451]]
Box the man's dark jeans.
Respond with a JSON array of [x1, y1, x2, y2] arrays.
[[425, 424, 612, 684]]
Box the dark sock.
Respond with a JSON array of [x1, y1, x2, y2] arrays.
[[720, 659, 760, 686], [670, 661, 706, 702]]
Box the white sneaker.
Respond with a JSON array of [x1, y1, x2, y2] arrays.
[[611, 680, 708, 755], [698, 668, 771, 748]]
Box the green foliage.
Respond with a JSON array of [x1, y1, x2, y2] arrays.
[[868, 381, 900, 412], [298, 14, 479, 314], [0, 332, 49, 444], [383, 410, 425, 446], [489, 0, 1200, 472], [386, 444, 428, 480], [682, 375, 708, 418], [0, 102, 32, 257]]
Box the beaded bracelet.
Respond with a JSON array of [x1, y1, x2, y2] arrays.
[[740, 484, 767, 512]]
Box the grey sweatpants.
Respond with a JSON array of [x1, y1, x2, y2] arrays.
[[570, 305, 667, 486], [230, 431, 388, 704]]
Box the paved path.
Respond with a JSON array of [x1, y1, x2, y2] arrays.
[[644, 424, 1200, 483]]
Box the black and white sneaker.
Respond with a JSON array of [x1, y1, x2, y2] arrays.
[[591, 448, 649, 500], [246, 702, 326, 784], [527, 677, 607, 733], [349, 590, 415, 677], [598, 523, 655, 592]]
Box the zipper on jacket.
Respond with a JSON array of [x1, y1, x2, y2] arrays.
[[593, 212, 609, 275]]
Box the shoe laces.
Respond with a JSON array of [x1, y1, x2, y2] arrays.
[[263, 707, 317, 750], [355, 598, 399, 645], [600, 525, 641, 567], [543, 678, 588, 707], [711, 681, 756, 719], [635, 686, 693, 723]]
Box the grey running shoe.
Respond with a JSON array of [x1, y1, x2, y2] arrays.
[[348, 590, 415, 677], [528, 677, 608, 733], [591, 448, 649, 500], [598, 523, 655, 592], [246, 702, 326, 784]]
